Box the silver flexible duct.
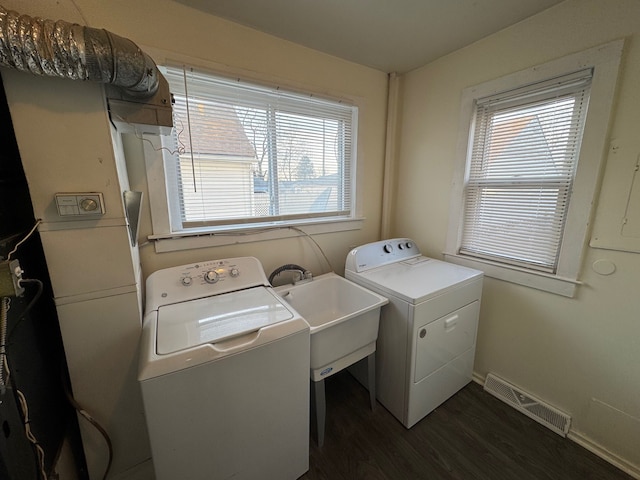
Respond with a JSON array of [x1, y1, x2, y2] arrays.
[[0, 5, 160, 98]]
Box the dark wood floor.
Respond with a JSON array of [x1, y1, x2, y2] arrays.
[[301, 371, 632, 480]]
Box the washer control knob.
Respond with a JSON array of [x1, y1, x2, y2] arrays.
[[181, 276, 193, 286], [406, 242, 413, 249], [383, 243, 393, 253], [204, 270, 219, 284], [398, 243, 405, 250], [229, 267, 240, 278]]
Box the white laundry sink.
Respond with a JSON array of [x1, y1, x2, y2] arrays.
[[275, 272, 388, 381]]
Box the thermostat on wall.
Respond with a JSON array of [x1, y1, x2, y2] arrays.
[[55, 192, 106, 216]]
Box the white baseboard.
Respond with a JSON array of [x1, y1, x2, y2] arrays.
[[472, 372, 639, 479], [472, 371, 485, 385], [568, 430, 640, 480]]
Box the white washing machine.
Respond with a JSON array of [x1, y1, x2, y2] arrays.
[[138, 257, 310, 480], [345, 239, 483, 428]]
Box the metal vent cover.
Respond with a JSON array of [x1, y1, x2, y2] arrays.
[[484, 373, 571, 436]]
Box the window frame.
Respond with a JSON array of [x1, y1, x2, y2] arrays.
[[140, 65, 364, 252], [460, 69, 592, 273], [444, 40, 623, 297]]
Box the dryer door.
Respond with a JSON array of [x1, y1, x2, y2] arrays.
[[414, 300, 479, 382]]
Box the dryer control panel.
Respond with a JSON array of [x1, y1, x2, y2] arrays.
[[346, 238, 421, 273]]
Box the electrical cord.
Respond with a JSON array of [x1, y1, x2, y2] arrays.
[[288, 226, 334, 272], [1, 297, 47, 480], [63, 380, 113, 480], [5, 279, 113, 480], [16, 386, 47, 480], [110, 112, 186, 157], [3, 219, 115, 478], [7, 219, 42, 260], [201, 224, 335, 273]]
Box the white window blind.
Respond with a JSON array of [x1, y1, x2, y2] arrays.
[[460, 69, 592, 273], [161, 66, 357, 231]]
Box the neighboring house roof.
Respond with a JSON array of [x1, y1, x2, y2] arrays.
[[485, 114, 555, 174], [177, 102, 257, 159]]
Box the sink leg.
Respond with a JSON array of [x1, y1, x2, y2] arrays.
[[368, 352, 376, 410], [312, 379, 326, 447]]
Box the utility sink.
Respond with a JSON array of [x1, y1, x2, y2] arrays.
[[275, 272, 388, 381]]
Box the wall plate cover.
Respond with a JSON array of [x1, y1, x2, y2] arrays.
[[55, 192, 105, 216]]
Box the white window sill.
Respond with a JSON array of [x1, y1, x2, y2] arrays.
[[149, 218, 364, 253], [443, 253, 581, 298]]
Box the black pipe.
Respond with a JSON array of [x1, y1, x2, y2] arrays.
[[268, 264, 308, 286]]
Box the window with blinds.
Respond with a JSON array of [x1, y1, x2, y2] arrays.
[[460, 69, 592, 273], [160, 66, 357, 232]]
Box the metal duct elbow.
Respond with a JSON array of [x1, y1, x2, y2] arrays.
[[0, 5, 159, 98]]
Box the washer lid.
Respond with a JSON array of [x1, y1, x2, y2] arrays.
[[352, 256, 483, 303], [156, 287, 294, 354]]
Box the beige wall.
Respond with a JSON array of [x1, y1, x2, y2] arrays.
[[1, 0, 388, 478], [3, 0, 388, 279], [115, 0, 390, 278], [396, 0, 640, 474], [4, 0, 639, 477], [118, 0, 388, 279]]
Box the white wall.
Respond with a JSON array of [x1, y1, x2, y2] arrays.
[[396, 0, 640, 475]]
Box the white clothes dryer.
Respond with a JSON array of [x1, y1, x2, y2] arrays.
[[345, 239, 483, 428], [138, 257, 310, 480]]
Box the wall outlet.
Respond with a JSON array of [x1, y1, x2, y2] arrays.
[[10, 260, 24, 296]]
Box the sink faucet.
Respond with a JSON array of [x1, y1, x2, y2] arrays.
[[292, 269, 313, 285]]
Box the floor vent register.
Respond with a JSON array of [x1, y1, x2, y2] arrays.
[[484, 373, 571, 437]]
